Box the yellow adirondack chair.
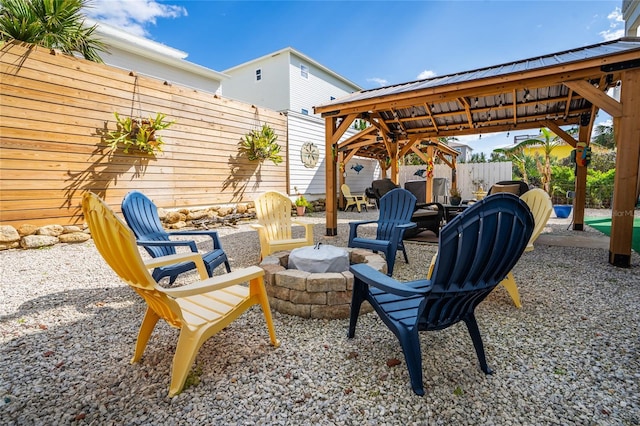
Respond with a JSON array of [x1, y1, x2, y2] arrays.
[[251, 191, 314, 260], [341, 184, 368, 212], [82, 192, 279, 397], [499, 188, 553, 307]]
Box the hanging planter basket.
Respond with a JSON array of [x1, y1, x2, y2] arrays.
[[106, 112, 175, 155], [238, 124, 283, 165]]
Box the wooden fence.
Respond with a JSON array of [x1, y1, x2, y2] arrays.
[[0, 42, 287, 227]]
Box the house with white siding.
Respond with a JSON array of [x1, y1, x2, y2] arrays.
[[222, 47, 379, 198], [91, 19, 227, 95]]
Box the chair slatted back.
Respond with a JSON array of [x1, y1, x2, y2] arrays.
[[425, 193, 533, 329], [83, 192, 182, 328], [520, 188, 553, 251], [121, 191, 174, 258], [376, 188, 416, 239], [254, 191, 294, 241]]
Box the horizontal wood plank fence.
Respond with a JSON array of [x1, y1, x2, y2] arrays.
[[0, 42, 287, 227]]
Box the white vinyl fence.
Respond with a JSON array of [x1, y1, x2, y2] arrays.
[[400, 162, 513, 201]]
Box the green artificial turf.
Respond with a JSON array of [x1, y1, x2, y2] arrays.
[[584, 216, 640, 253]]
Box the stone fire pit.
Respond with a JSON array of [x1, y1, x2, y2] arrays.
[[259, 247, 387, 319]]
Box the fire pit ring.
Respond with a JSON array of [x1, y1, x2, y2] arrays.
[[259, 247, 387, 319]]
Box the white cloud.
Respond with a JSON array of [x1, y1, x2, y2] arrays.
[[417, 70, 436, 80], [366, 77, 388, 87], [599, 7, 624, 41], [84, 0, 187, 37]]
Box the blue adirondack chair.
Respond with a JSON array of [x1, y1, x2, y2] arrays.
[[121, 191, 231, 284], [348, 188, 417, 276], [348, 193, 534, 395]]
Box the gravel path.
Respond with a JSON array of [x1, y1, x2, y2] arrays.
[[1, 209, 639, 425]]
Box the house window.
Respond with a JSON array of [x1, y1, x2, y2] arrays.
[[300, 64, 308, 79], [255, 69, 262, 81], [301, 109, 309, 115]]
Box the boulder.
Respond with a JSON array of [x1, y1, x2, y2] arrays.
[[17, 224, 38, 237], [37, 224, 64, 237], [21, 235, 59, 249], [59, 232, 91, 243], [0, 225, 20, 243]]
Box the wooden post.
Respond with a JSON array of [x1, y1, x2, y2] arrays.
[[609, 68, 640, 267], [573, 126, 589, 231], [390, 141, 399, 184], [325, 117, 338, 236], [426, 146, 435, 203]]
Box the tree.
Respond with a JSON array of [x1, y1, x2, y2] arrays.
[[591, 123, 615, 150], [0, 0, 106, 62], [494, 127, 569, 195], [493, 144, 531, 184]]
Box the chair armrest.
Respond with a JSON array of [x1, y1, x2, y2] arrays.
[[137, 240, 198, 252], [144, 252, 208, 279], [349, 220, 377, 230], [291, 220, 314, 230], [397, 222, 417, 230], [159, 266, 265, 298], [348, 220, 378, 242], [169, 230, 224, 249], [350, 264, 431, 297]]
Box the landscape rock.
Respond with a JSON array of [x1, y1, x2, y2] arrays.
[[20, 235, 59, 249]]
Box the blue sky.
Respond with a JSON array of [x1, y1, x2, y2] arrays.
[[85, 0, 626, 155]]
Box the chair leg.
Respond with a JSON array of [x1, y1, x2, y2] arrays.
[[464, 313, 494, 375], [499, 272, 521, 308], [223, 260, 232, 273], [347, 280, 367, 338], [252, 276, 280, 347], [132, 307, 160, 363], [400, 242, 409, 264], [169, 327, 206, 397], [397, 326, 425, 396]]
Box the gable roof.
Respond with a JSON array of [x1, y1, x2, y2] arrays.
[[91, 19, 229, 82], [222, 47, 362, 91]]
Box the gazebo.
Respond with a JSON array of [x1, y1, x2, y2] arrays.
[[315, 38, 640, 268]]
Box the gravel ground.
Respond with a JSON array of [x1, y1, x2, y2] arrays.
[[1, 208, 639, 425]]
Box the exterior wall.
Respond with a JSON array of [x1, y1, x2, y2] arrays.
[[623, 0, 640, 36], [223, 53, 291, 111], [0, 42, 286, 227], [288, 53, 359, 117], [342, 158, 381, 194], [101, 46, 223, 95], [524, 144, 573, 160], [287, 112, 372, 198]]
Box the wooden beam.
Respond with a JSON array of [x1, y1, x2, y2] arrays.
[[543, 120, 577, 148], [563, 80, 622, 118], [609, 68, 640, 267], [330, 113, 358, 144]]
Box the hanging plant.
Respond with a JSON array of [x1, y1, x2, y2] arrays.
[[239, 124, 283, 165], [106, 112, 175, 154]]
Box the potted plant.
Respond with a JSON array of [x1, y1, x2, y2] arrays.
[[239, 124, 283, 165], [449, 187, 462, 206], [552, 185, 573, 218], [106, 112, 175, 154], [294, 187, 312, 216]]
